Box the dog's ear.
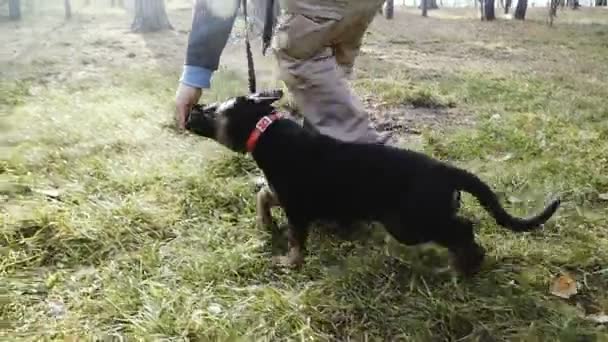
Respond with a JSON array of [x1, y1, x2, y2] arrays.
[[190, 103, 218, 118], [201, 102, 219, 114], [248, 89, 283, 105]]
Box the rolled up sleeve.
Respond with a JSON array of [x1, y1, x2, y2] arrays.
[[181, 0, 239, 88]]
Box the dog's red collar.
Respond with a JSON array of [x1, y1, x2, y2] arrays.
[[246, 111, 285, 153]]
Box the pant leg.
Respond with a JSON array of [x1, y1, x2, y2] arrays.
[[271, 12, 381, 144], [333, 4, 381, 79]]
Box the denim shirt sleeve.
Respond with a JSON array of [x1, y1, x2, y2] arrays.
[[180, 65, 213, 89], [181, 0, 239, 89]]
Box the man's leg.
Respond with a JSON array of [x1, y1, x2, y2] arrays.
[[333, 5, 380, 80], [272, 13, 388, 144]]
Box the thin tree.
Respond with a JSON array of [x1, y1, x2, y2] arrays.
[[566, 0, 580, 9], [422, 0, 428, 17], [418, 0, 438, 9], [9, 0, 21, 20], [131, 0, 173, 33], [383, 0, 394, 19], [505, 0, 512, 13], [483, 0, 496, 20], [548, 0, 559, 26], [65, 0, 72, 19], [514, 0, 528, 19]]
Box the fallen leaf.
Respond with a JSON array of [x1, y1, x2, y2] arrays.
[[33, 188, 62, 199], [497, 153, 513, 162], [47, 299, 66, 318], [207, 303, 223, 315], [598, 193, 608, 201], [586, 313, 608, 324], [491, 153, 513, 162], [550, 273, 578, 299], [508, 196, 522, 204]]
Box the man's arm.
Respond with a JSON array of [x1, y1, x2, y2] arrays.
[[180, 0, 240, 88]]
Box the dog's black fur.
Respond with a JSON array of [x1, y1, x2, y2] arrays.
[[185, 90, 560, 276]]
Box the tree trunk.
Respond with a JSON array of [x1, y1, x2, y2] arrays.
[[9, 0, 21, 20], [483, 0, 496, 20], [64, 0, 72, 19], [548, 0, 559, 26], [418, 0, 438, 9], [131, 0, 173, 33], [383, 0, 394, 19], [566, 0, 580, 9], [422, 0, 428, 16], [595, 0, 607, 6], [514, 0, 527, 19], [505, 0, 512, 13]]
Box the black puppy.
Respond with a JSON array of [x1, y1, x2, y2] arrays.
[[185, 90, 560, 276]]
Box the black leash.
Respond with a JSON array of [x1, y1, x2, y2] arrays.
[[241, 0, 278, 94], [242, 0, 257, 94]]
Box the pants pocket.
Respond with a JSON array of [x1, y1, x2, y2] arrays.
[[273, 13, 337, 60]]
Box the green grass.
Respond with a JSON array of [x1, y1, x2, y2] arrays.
[[354, 78, 456, 108], [2, 12, 608, 341]]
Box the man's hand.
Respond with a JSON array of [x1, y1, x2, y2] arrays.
[[175, 83, 202, 130]]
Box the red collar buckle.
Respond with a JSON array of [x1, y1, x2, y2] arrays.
[[245, 111, 285, 152]]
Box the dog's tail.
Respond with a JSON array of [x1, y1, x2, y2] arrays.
[[450, 167, 560, 232]]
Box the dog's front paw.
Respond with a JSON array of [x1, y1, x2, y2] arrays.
[[450, 244, 486, 277], [271, 254, 303, 268]]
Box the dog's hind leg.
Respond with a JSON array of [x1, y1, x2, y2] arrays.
[[435, 217, 486, 276], [256, 185, 280, 231]]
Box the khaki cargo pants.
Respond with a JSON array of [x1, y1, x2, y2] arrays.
[[271, 0, 387, 143]]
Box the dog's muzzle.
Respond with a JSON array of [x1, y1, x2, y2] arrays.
[[185, 103, 217, 130]]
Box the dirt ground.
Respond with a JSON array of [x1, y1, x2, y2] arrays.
[[1, 2, 606, 140]]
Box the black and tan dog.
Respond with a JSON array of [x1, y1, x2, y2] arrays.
[[185, 90, 560, 276]]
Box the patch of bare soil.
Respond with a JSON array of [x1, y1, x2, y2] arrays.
[[368, 104, 473, 136]]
